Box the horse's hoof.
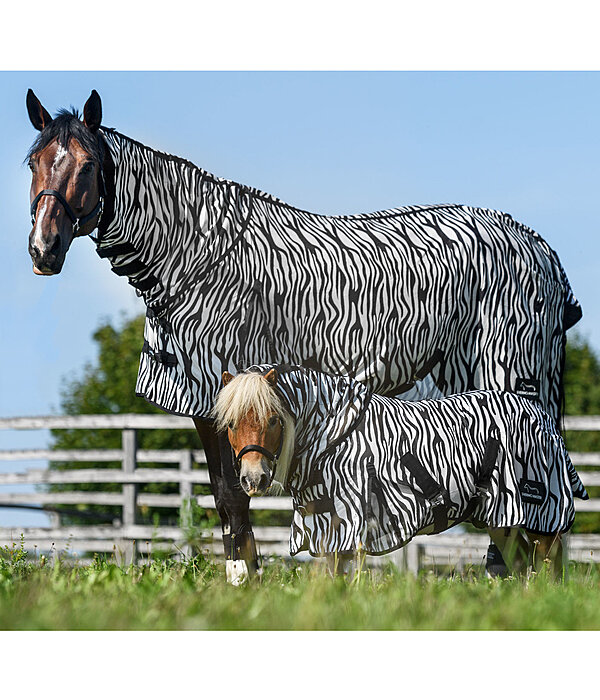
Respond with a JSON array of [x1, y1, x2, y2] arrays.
[[226, 559, 249, 586]]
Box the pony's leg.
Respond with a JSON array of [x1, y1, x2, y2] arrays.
[[325, 551, 356, 577], [485, 542, 508, 577], [193, 418, 257, 585], [487, 528, 530, 576], [525, 532, 564, 580]]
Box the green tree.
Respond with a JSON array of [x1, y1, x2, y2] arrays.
[[50, 315, 205, 526], [563, 333, 600, 533]]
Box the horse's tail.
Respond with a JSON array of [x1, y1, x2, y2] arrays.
[[557, 262, 583, 429], [560, 262, 583, 331]]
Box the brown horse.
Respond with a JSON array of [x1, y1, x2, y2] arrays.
[[214, 368, 566, 579], [25, 89, 257, 585]]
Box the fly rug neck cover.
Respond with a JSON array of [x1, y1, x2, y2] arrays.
[[260, 366, 589, 557]]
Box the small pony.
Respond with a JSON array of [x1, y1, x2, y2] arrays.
[[213, 364, 588, 577]]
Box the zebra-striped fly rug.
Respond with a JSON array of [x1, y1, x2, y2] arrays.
[[245, 365, 588, 557], [91, 127, 581, 423]]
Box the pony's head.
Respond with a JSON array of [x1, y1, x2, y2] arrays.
[[212, 369, 294, 496], [25, 89, 106, 275]]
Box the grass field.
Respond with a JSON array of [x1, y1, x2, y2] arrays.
[[2, 541, 600, 630]]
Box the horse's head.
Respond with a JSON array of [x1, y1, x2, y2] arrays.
[[25, 89, 106, 275], [213, 369, 288, 496]]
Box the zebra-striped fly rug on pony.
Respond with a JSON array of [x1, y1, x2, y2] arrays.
[[91, 127, 581, 422], [215, 365, 588, 558]]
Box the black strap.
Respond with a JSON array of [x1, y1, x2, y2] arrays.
[[478, 436, 499, 492], [145, 308, 172, 332], [129, 275, 159, 292], [30, 188, 104, 235], [77, 198, 104, 230], [142, 341, 177, 366], [401, 452, 450, 533], [145, 306, 160, 319], [440, 434, 501, 531], [31, 189, 76, 224], [111, 259, 146, 277], [96, 241, 137, 258], [235, 443, 278, 466]]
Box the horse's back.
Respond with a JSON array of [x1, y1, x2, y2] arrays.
[[253, 199, 570, 288]]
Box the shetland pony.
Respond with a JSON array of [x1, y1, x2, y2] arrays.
[[214, 365, 588, 578]]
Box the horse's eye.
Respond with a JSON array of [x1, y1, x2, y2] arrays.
[[80, 162, 94, 174], [228, 421, 235, 431], [268, 416, 279, 428], [28, 160, 34, 172]]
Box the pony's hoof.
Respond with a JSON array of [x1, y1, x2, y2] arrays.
[[485, 543, 508, 578], [226, 559, 249, 586]]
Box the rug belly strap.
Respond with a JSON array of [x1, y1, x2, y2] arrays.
[[400, 452, 452, 533]]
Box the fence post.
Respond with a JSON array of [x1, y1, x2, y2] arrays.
[[122, 428, 137, 564], [179, 450, 193, 560]]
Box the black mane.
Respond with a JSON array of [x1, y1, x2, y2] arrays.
[[26, 108, 105, 164]]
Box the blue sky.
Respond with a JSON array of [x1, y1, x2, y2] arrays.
[[1, 71, 599, 524]]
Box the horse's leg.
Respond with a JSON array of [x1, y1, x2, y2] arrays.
[[487, 528, 530, 576], [525, 532, 564, 580], [193, 418, 257, 585]]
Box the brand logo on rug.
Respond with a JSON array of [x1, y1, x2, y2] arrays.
[[515, 377, 540, 400], [519, 479, 547, 504]]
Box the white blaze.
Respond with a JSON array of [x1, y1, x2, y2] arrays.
[[32, 145, 69, 252], [51, 144, 68, 176], [32, 199, 50, 252]]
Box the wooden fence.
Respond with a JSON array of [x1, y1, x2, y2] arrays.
[[0, 414, 599, 571]]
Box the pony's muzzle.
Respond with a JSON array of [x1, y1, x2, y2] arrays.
[[239, 458, 272, 496], [241, 473, 270, 496]]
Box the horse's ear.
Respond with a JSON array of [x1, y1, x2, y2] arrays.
[[264, 369, 278, 386], [222, 371, 235, 386], [26, 89, 52, 131], [83, 90, 102, 132]]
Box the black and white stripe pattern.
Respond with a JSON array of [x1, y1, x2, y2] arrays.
[[247, 365, 588, 557], [95, 128, 582, 421]]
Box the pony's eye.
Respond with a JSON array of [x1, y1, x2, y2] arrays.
[[228, 421, 235, 431], [268, 416, 280, 428], [28, 160, 35, 172], [80, 161, 94, 174]]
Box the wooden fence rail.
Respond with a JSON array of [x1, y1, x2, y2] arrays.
[[0, 414, 599, 570]]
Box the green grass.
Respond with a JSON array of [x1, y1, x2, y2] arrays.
[[2, 543, 600, 630]]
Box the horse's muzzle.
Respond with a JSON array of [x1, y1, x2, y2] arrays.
[[29, 239, 64, 275]]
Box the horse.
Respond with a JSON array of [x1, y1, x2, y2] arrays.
[[214, 365, 589, 578], [25, 88, 582, 582]]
